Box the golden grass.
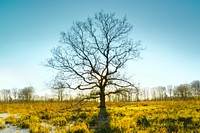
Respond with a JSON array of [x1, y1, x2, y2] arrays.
[[0, 100, 199, 132]]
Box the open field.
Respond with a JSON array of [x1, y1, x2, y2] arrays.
[[0, 100, 200, 133]]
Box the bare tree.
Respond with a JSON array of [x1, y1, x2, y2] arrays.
[[18, 86, 34, 101], [0, 89, 11, 102], [12, 88, 18, 100], [140, 88, 146, 100], [135, 86, 140, 101], [50, 79, 66, 102], [174, 84, 192, 99], [158, 86, 166, 100], [46, 12, 143, 108], [151, 88, 157, 100], [167, 85, 173, 99], [191, 80, 200, 97]]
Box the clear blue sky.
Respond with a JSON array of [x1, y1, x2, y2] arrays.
[[0, 0, 200, 94]]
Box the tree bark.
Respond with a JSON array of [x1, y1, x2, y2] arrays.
[[99, 88, 106, 108]]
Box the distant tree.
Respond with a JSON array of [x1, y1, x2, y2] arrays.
[[32, 95, 40, 101], [167, 85, 173, 99], [0, 89, 11, 102], [140, 88, 147, 100], [135, 87, 140, 101], [12, 88, 18, 100], [50, 79, 66, 102], [156, 86, 166, 100], [191, 80, 200, 97], [145, 88, 150, 100], [46, 11, 143, 108], [152, 86, 166, 100], [151, 88, 157, 100], [18, 86, 34, 101], [174, 84, 191, 99], [126, 87, 136, 101]]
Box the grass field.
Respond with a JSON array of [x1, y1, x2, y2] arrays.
[[0, 100, 200, 133]]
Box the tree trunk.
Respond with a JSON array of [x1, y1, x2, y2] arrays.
[[99, 89, 106, 108], [61, 91, 63, 102]]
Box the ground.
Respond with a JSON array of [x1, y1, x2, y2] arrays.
[[0, 100, 199, 132]]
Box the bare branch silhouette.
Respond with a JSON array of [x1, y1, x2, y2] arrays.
[[46, 11, 143, 108]]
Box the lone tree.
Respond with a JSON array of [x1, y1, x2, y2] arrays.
[[46, 12, 143, 108]]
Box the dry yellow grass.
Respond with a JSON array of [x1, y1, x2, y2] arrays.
[[0, 100, 199, 132]]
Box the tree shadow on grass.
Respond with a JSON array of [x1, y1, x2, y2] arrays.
[[90, 108, 111, 133]]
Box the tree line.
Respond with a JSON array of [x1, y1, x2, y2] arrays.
[[0, 86, 34, 103], [87, 80, 200, 102], [0, 80, 199, 103]]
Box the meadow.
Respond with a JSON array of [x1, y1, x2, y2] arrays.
[[0, 100, 199, 133]]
